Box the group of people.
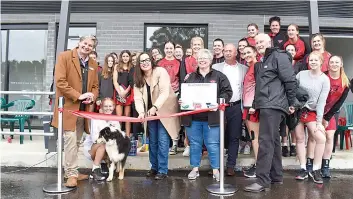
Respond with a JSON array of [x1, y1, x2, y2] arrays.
[[52, 15, 353, 193]]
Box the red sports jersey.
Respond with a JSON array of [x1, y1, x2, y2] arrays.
[[324, 74, 345, 114], [158, 58, 180, 92], [307, 51, 331, 72], [242, 62, 257, 107], [185, 56, 198, 74], [283, 38, 306, 61], [246, 37, 256, 47]]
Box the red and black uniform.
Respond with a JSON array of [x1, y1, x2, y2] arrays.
[[212, 56, 225, 65], [97, 65, 103, 73], [323, 73, 349, 130], [242, 61, 259, 122], [268, 31, 288, 50], [158, 58, 180, 93], [284, 37, 310, 61], [114, 69, 134, 106], [246, 37, 256, 47], [307, 51, 331, 72], [236, 57, 247, 66], [179, 56, 198, 85]]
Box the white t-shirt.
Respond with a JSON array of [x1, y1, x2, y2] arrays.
[[83, 119, 121, 156]]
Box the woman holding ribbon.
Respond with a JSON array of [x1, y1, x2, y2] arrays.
[[134, 52, 180, 180], [180, 49, 233, 181]]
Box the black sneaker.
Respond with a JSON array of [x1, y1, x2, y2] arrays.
[[321, 159, 331, 178], [295, 169, 308, 180], [321, 167, 331, 178], [101, 163, 109, 175], [306, 158, 313, 173], [310, 170, 323, 184], [290, 145, 296, 156], [90, 168, 106, 181], [146, 169, 158, 177], [282, 146, 289, 157], [155, 173, 167, 180], [244, 164, 256, 178]]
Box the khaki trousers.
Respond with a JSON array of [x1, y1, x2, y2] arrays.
[[64, 117, 85, 177]]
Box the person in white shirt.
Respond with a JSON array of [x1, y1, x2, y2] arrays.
[[83, 98, 121, 181], [212, 43, 248, 176]]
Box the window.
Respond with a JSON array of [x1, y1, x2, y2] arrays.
[[144, 23, 208, 55], [1, 24, 48, 127], [1, 30, 7, 93], [56, 24, 97, 50]]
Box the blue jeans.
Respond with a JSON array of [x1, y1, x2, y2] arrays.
[[148, 120, 170, 174], [186, 121, 220, 169]]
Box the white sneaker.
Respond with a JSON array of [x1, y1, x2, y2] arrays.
[[183, 146, 190, 157], [238, 144, 243, 154], [243, 144, 251, 155], [188, 169, 199, 180], [169, 145, 177, 155]]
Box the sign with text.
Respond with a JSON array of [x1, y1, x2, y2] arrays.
[[180, 83, 218, 110]]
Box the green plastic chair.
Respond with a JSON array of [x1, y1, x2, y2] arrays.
[[0, 97, 6, 109], [0, 99, 35, 144], [333, 102, 353, 151]]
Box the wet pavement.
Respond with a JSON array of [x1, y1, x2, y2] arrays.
[[2, 168, 353, 199]]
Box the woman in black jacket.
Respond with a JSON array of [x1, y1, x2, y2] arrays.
[[180, 49, 232, 181], [268, 16, 288, 50]]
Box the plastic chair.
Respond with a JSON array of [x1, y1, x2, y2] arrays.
[[0, 97, 6, 109], [333, 102, 353, 152], [0, 99, 35, 144]]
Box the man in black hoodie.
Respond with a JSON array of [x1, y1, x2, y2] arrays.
[[268, 16, 288, 50], [244, 33, 297, 192]]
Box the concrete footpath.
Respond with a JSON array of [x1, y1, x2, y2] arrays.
[[1, 130, 353, 170], [2, 168, 353, 199]]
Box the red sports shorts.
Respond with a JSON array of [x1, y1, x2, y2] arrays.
[[242, 108, 259, 123], [300, 110, 336, 130]]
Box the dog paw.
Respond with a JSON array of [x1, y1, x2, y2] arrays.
[[106, 177, 113, 182], [118, 176, 124, 180]]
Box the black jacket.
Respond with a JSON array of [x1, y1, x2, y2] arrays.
[[293, 59, 308, 75], [254, 47, 297, 114], [181, 68, 233, 127], [271, 31, 288, 50], [179, 56, 187, 86]]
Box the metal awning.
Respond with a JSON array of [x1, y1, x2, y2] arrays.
[[1, 1, 353, 18]]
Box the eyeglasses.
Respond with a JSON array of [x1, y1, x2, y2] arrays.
[[140, 58, 151, 64], [198, 57, 209, 61]]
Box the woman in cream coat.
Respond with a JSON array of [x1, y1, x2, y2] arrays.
[[134, 52, 180, 180]]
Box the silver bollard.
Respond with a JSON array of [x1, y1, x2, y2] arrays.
[[206, 98, 238, 195], [43, 97, 76, 193]]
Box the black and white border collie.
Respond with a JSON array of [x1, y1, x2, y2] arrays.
[[96, 126, 131, 181]]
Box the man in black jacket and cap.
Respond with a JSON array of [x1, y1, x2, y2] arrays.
[[244, 33, 297, 192]]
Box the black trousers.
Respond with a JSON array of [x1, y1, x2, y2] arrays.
[[256, 108, 286, 187], [131, 102, 143, 140], [225, 103, 243, 168]]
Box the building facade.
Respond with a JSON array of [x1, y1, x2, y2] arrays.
[[1, 1, 353, 126]]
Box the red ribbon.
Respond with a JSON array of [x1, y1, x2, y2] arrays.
[[218, 103, 228, 111], [68, 105, 226, 123]]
